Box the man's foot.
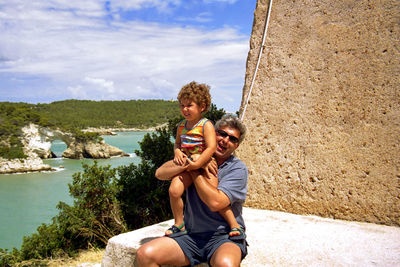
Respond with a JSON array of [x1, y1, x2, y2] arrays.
[[229, 227, 246, 241], [165, 222, 187, 238]]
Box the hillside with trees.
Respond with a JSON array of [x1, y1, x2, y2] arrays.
[[0, 103, 52, 159], [35, 99, 180, 129]]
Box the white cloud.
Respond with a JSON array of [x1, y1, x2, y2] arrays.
[[67, 85, 87, 99], [0, 0, 249, 111], [176, 12, 213, 23], [84, 77, 115, 94], [108, 0, 181, 13], [203, 0, 238, 4]]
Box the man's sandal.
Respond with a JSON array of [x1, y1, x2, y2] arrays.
[[229, 227, 246, 241], [165, 222, 187, 238]]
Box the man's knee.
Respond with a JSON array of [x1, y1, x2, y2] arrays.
[[211, 243, 242, 267], [213, 256, 238, 267], [136, 244, 154, 265]]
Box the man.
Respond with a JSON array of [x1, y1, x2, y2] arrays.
[[137, 114, 248, 267]]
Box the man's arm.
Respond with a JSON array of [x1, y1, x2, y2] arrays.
[[189, 169, 231, 212]]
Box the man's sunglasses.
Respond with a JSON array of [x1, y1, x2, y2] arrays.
[[216, 129, 239, 144]]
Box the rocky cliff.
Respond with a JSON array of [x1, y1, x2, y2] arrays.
[[236, 0, 399, 226], [0, 124, 129, 174], [62, 140, 129, 159]]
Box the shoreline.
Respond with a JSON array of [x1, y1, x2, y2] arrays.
[[0, 126, 160, 175], [83, 123, 167, 135], [0, 156, 55, 175]]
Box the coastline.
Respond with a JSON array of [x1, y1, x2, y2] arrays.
[[0, 156, 55, 175], [82, 124, 166, 135], [0, 125, 162, 175]]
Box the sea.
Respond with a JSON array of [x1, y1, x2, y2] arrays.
[[0, 131, 150, 250]]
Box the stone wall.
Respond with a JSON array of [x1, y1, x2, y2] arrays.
[[236, 0, 399, 226]]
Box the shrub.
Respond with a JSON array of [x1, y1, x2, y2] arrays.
[[4, 162, 127, 263], [117, 127, 174, 229], [56, 162, 126, 247]]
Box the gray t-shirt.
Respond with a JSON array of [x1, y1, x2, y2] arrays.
[[184, 155, 248, 234]]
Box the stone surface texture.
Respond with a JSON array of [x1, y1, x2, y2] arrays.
[[101, 208, 400, 266], [236, 0, 400, 226]]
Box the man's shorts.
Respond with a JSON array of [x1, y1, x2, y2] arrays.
[[169, 230, 248, 266]]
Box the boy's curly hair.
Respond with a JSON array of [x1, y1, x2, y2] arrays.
[[177, 81, 211, 112]]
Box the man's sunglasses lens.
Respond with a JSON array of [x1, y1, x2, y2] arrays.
[[217, 130, 239, 143]]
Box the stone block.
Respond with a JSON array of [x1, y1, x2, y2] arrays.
[[102, 208, 400, 266]]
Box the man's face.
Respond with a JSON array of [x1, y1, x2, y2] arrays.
[[214, 126, 240, 160]]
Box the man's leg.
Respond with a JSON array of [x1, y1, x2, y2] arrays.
[[209, 242, 242, 267], [136, 236, 190, 267]]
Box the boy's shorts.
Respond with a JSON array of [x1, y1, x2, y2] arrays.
[[169, 230, 248, 266]]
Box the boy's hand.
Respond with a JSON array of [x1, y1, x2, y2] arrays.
[[173, 149, 187, 166], [189, 154, 201, 162], [186, 158, 201, 171], [185, 154, 202, 171]]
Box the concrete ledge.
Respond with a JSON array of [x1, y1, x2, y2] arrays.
[[102, 207, 400, 266]]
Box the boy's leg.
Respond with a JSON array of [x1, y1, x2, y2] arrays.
[[136, 236, 190, 267], [219, 206, 240, 230], [167, 172, 193, 235], [155, 159, 187, 180]]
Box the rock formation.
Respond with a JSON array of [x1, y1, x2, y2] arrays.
[[0, 123, 129, 174], [21, 123, 74, 159], [62, 140, 129, 159], [0, 156, 54, 174], [236, 0, 399, 226]]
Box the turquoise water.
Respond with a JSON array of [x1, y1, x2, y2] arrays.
[[0, 131, 149, 250]]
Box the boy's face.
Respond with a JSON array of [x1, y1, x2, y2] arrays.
[[179, 98, 205, 121]]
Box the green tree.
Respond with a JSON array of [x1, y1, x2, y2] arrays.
[[136, 128, 174, 167], [117, 128, 174, 229], [57, 162, 126, 247], [4, 162, 127, 264], [204, 103, 226, 125]]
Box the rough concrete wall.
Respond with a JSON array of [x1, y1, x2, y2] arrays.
[[236, 0, 400, 226]]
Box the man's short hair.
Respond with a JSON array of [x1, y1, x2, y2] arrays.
[[215, 114, 247, 144]]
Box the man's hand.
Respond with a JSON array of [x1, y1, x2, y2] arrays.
[[203, 157, 218, 178]]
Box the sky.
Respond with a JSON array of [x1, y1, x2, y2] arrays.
[[0, 0, 256, 113]]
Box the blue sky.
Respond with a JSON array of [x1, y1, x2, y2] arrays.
[[0, 0, 256, 112]]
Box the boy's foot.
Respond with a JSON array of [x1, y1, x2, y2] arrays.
[[165, 222, 187, 238], [229, 227, 246, 241]]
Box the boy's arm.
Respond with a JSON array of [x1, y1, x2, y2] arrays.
[[174, 125, 187, 166], [186, 121, 216, 170]]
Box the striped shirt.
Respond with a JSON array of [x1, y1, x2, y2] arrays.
[[178, 118, 210, 155]]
